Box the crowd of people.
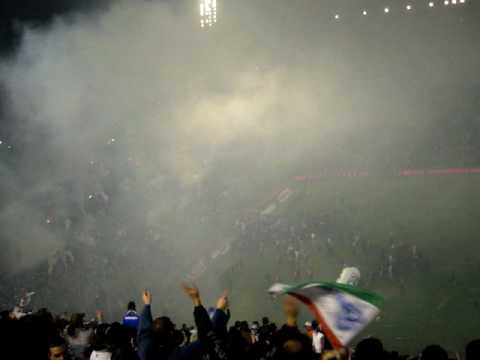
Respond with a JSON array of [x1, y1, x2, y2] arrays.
[[1, 284, 479, 360]]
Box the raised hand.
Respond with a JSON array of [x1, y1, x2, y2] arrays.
[[216, 290, 229, 311], [143, 289, 152, 305], [182, 283, 201, 306]]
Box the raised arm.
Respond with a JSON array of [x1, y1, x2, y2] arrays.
[[137, 290, 154, 360], [212, 290, 230, 340], [182, 283, 229, 360]]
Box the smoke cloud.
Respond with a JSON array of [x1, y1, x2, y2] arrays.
[[0, 0, 479, 327]]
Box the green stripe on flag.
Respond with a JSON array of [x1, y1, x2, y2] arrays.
[[280, 281, 384, 308]]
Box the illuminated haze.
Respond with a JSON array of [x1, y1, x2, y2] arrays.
[[0, 0, 479, 334]]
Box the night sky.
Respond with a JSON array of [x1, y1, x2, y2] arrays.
[[0, 0, 111, 55]]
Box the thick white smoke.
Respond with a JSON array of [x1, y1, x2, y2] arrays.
[[0, 0, 354, 277], [0, 1, 478, 328]]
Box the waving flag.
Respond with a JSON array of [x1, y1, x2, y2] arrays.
[[269, 282, 383, 348]]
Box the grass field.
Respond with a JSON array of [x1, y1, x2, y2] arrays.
[[201, 174, 480, 354]]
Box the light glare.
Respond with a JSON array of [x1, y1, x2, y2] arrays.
[[199, 0, 217, 28]]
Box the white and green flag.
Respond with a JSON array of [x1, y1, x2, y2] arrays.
[[269, 282, 383, 348]]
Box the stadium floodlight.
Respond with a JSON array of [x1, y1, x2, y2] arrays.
[[199, 0, 217, 28], [452, 0, 457, 4], [428, 1, 435, 7], [459, 0, 465, 3], [362, 10, 368, 15], [444, 0, 449, 4], [406, 4, 412, 10], [384, 7, 390, 13], [334, 14, 340, 20]]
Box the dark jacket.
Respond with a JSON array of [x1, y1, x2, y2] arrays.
[[136, 304, 204, 360], [194, 305, 229, 360], [137, 305, 155, 360]]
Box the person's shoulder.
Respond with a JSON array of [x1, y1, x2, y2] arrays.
[[273, 324, 302, 341]]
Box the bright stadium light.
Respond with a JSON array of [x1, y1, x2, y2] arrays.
[[452, 0, 457, 4], [362, 10, 368, 16], [444, 0, 449, 4], [384, 7, 390, 13], [429, 1, 435, 7], [459, 0, 465, 3], [406, 4, 412, 10], [199, 0, 217, 28]]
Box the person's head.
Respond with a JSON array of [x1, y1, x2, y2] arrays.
[[420, 345, 448, 360], [151, 316, 181, 356], [153, 316, 174, 336], [355, 337, 384, 360], [71, 312, 85, 324], [106, 322, 130, 348], [67, 313, 85, 337], [127, 301, 136, 311], [262, 317, 269, 326], [466, 339, 480, 360], [304, 321, 312, 331], [240, 321, 250, 332], [278, 334, 315, 360], [229, 325, 254, 356], [48, 337, 67, 360]]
